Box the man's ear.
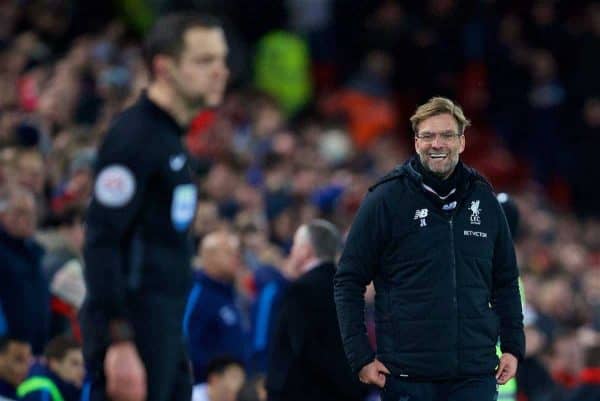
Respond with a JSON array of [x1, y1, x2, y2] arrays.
[[458, 133, 466, 154]]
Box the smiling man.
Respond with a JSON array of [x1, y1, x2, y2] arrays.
[[334, 97, 525, 401]]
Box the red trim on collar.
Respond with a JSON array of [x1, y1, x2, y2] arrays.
[[580, 368, 600, 384]]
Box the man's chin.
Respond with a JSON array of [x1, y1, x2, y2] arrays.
[[425, 164, 452, 179]]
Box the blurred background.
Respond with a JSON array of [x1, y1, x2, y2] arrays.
[[0, 1, 598, 401]]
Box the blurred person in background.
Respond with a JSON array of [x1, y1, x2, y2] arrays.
[[546, 330, 585, 391], [192, 356, 245, 401], [183, 231, 246, 384], [47, 258, 85, 342], [80, 13, 229, 401], [243, 221, 290, 376], [236, 374, 266, 401], [0, 185, 49, 355], [0, 337, 32, 401], [335, 97, 524, 401], [16, 335, 84, 401], [49, 149, 96, 217], [39, 208, 85, 280], [13, 149, 47, 221], [566, 343, 600, 401], [36, 208, 86, 341], [266, 220, 366, 401]]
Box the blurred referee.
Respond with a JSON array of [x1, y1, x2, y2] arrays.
[[80, 13, 228, 401]]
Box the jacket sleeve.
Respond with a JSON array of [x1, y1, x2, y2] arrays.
[[491, 199, 525, 361], [334, 190, 383, 373], [83, 124, 154, 328], [184, 285, 211, 381]]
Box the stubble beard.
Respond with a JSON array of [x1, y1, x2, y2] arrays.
[[419, 153, 459, 180]]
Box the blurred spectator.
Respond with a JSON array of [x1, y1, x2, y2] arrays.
[[47, 259, 85, 342], [0, 185, 49, 354], [36, 208, 86, 341], [16, 335, 83, 401], [0, 336, 32, 400], [254, 31, 312, 116], [236, 374, 266, 401], [320, 50, 398, 149], [39, 208, 85, 279], [566, 344, 600, 401], [192, 356, 245, 401], [246, 275, 288, 375], [518, 324, 557, 401], [547, 330, 585, 390], [49, 149, 95, 217], [184, 231, 247, 384], [570, 97, 600, 217]]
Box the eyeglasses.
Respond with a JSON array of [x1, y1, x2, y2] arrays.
[[415, 132, 462, 143]]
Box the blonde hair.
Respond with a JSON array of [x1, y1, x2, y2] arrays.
[[410, 97, 471, 135]]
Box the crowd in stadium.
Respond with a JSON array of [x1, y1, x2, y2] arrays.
[[0, 1, 598, 400]]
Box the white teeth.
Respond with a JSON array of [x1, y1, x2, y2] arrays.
[[430, 154, 446, 158]]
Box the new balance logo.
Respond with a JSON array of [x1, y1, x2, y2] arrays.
[[414, 208, 428, 227], [414, 209, 428, 219]]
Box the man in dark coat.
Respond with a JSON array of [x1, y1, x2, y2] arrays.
[[266, 219, 366, 401], [335, 97, 524, 401]]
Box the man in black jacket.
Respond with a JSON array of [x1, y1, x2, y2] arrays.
[[80, 13, 228, 401], [266, 220, 366, 401], [334, 97, 524, 401]]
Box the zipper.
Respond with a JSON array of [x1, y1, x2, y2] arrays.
[[449, 217, 458, 375]]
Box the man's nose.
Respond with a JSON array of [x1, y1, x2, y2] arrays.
[[431, 134, 444, 147]]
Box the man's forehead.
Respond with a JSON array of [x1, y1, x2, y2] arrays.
[[182, 27, 228, 53], [417, 113, 459, 133], [8, 341, 31, 353]]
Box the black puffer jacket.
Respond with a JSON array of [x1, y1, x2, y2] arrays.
[[334, 158, 524, 380]]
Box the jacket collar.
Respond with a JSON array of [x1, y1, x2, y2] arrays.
[[369, 155, 492, 198]]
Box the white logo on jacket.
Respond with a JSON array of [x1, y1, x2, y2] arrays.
[[469, 200, 482, 225], [414, 208, 428, 227], [219, 306, 238, 326], [464, 230, 487, 238]]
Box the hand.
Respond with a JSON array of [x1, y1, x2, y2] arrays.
[[358, 358, 391, 388], [495, 353, 518, 385], [104, 341, 147, 401]]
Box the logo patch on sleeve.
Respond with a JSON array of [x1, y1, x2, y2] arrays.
[[94, 165, 136, 207], [171, 184, 197, 231]]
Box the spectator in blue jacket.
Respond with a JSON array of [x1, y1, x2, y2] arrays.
[[0, 186, 49, 355], [183, 231, 246, 383], [17, 335, 83, 401], [0, 336, 32, 400], [247, 263, 288, 375]]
